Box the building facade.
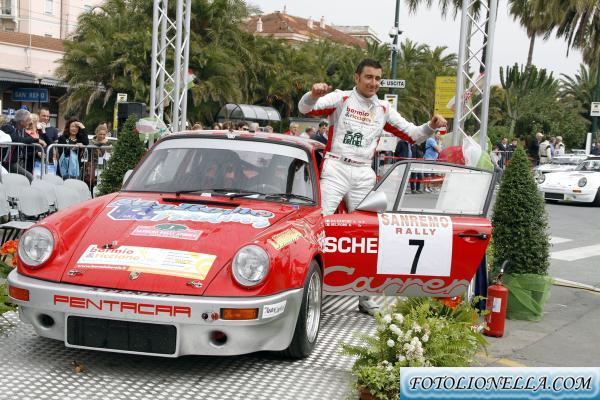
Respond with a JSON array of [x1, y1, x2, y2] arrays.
[[0, 0, 101, 128], [244, 10, 367, 49]]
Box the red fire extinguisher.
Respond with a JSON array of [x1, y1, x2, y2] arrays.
[[484, 268, 508, 337]]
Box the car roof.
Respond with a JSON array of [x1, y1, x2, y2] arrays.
[[164, 130, 325, 152]]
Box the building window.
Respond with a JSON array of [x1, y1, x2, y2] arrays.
[[44, 0, 53, 15]]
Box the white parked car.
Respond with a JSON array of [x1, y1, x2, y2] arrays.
[[534, 154, 589, 177], [538, 157, 600, 206]]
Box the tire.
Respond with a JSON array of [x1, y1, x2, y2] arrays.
[[593, 189, 600, 207], [281, 260, 322, 359]]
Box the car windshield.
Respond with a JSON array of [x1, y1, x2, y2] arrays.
[[551, 156, 583, 165], [124, 137, 315, 203], [575, 160, 600, 172]]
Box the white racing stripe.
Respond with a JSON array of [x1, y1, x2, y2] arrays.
[[549, 236, 573, 245], [551, 244, 600, 261]]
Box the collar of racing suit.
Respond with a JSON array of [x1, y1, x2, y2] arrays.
[[351, 87, 380, 109]]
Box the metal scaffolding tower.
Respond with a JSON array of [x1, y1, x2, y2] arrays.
[[452, 0, 499, 150], [149, 0, 192, 136]]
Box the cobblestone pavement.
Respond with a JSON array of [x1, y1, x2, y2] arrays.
[[0, 296, 385, 400]]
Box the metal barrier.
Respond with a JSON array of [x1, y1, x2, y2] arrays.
[[45, 143, 113, 191], [0, 142, 47, 182]]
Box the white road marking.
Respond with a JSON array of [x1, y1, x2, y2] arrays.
[[549, 236, 573, 245], [551, 244, 600, 261]]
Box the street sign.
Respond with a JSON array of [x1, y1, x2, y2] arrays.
[[591, 102, 600, 117], [384, 94, 398, 111], [380, 79, 405, 89], [11, 88, 49, 103], [434, 76, 456, 118], [117, 93, 128, 103], [114, 93, 128, 133]]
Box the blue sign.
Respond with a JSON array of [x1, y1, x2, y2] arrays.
[[11, 88, 49, 103]]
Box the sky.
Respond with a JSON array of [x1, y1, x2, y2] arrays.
[[249, 0, 584, 84]]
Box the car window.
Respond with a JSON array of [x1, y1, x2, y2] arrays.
[[124, 138, 315, 202], [370, 162, 493, 216], [577, 160, 600, 172]]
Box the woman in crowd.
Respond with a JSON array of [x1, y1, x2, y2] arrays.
[[24, 113, 49, 176], [83, 123, 112, 187], [57, 118, 89, 178]]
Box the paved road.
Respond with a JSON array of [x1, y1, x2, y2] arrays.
[[484, 200, 600, 367], [545, 201, 600, 287]]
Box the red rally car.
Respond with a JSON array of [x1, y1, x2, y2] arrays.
[[8, 131, 494, 358]]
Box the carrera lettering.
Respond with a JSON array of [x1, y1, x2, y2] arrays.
[[323, 266, 468, 296], [322, 237, 378, 254], [268, 228, 303, 250], [53, 295, 191, 318]]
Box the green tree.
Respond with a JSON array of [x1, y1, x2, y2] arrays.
[[560, 63, 598, 126], [491, 146, 549, 276], [509, 0, 552, 67], [98, 116, 146, 195], [500, 64, 558, 136]]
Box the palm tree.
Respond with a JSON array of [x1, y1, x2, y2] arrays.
[[508, 0, 552, 67], [560, 63, 598, 123], [500, 63, 558, 135]]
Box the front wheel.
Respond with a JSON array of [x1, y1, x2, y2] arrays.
[[282, 260, 322, 359]]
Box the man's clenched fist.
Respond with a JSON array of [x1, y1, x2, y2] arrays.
[[429, 114, 448, 131], [310, 83, 332, 99]]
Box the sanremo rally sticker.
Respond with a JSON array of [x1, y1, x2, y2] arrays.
[[376, 213, 453, 277]]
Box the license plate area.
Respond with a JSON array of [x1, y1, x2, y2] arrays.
[[544, 192, 564, 200], [66, 316, 177, 355]]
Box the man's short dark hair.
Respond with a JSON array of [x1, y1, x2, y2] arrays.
[[355, 59, 383, 74], [318, 121, 328, 128]]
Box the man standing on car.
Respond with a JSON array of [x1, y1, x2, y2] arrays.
[[298, 58, 447, 315]]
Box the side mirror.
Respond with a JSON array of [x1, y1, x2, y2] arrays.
[[356, 191, 388, 213], [122, 169, 133, 186]]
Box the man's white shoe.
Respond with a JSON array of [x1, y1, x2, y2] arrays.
[[358, 296, 379, 316]]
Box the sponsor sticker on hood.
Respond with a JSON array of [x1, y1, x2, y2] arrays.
[[106, 198, 274, 228], [77, 245, 216, 280], [131, 224, 202, 240]]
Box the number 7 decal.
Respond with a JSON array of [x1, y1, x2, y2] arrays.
[[409, 239, 425, 274]]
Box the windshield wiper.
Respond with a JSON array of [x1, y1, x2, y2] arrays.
[[264, 193, 314, 203], [174, 188, 265, 197]]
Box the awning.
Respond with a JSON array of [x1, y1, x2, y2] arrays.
[[0, 68, 68, 88], [217, 103, 281, 122]]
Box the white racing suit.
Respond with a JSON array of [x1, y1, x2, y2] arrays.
[[299, 87, 434, 216]]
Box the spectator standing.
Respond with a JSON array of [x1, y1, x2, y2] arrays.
[[591, 142, 600, 156], [192, 123, 203, 130], [1, 109, 44, 181], [25, 113, 49, 176], [57, 118, 89, 178], [491, 145, 503, 183], [538, 136, 551, 164], [529, 132, 542, 165], [554, 136, 565, 156], [302, 127, 314, 138], [312, 121, 328, 145], [39, 108, 59, 144], [497, 137, 508, 168], [423, 130, 442, 192], [283, 122, 300, 136], [249, 122, 260, 133], [411, 143, 424, 193], [549, 136, 556, 157], [84, 123, 112, 187]]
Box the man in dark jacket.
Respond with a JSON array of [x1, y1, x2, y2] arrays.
[[0, 109, 46, 181], [39, 108, 59, 144], [312, 121, 328, 145]]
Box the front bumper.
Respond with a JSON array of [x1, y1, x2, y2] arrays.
[[7, 270, 303, 357], [539, 186, 596, 203]]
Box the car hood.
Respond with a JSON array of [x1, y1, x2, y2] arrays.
[[49, 193, 297, 295], [540, 170, 598, 186]]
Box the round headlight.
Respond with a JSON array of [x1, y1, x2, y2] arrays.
[[578, 177, 587, 187], [536, 174, 546, 184], [18, 226, 55, 268], [232, 245, 270, 287]]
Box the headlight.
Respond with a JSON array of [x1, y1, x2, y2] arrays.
[[578, 177, 587, 187], [18, 226, 55, 268], [536, 174, 545, 184], [232, 245, 270, 287]]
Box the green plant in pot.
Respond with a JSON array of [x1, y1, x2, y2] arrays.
[[491, 145, 552, 321], [342, 297, 488, 400]]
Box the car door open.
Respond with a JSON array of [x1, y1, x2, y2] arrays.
[[322, 161, 495, 298]]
